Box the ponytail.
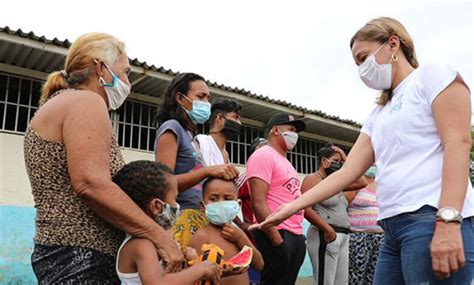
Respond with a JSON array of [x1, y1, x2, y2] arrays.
[[40, 71, 68, 105], [39, 32, 126, 106]]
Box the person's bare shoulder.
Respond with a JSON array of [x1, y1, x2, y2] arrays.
[[67, 90, 108, 110], [302, 173, 321, 192], [118, 237, 159, 275], [122, 237, 157, 260], [44, 89, 105, 109]]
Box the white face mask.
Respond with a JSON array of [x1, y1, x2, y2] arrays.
[[98, 62, 131, 110], [281, 131, 298, 150], [358, 43, 393, 90]]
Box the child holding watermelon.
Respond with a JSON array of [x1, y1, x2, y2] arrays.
[[190, 178, 264, 285], [113, 160, 223, 285]]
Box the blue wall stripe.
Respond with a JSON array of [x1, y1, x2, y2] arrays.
[[0, 205, 313, 283], [0, 205, 36, 284]]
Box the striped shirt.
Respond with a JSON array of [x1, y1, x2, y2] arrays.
[[348, 188, 383, 233]]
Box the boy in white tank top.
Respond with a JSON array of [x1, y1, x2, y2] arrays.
[[113, 160, 222, 284]]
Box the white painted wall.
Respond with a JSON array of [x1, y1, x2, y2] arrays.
[[0, 133, 158, 207], [0, 133, 33, 207], [0, 132, 307, 207]]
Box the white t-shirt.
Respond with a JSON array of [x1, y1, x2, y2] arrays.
[[194, 134, 226, 167], [361, 63, 473, 220]]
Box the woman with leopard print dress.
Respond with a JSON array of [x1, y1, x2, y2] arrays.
[[24, 32, 182, 284]]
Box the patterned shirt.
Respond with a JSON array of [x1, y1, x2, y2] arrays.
[[348, 188, 383, 233]]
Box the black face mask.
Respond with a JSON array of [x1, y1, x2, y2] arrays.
[[221, 119, 241, 140], [325, 161, 342, 176]]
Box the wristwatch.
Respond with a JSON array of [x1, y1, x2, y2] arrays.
[[436, 207, 463, 224]]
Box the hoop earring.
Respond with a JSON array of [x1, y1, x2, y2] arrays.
[[391, 54, 398, 62]]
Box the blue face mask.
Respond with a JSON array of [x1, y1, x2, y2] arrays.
[[205, 200, 240, 226], [182, 95, 211, 124]]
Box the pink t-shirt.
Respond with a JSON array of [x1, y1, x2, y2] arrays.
[[246, 145, 303, 235]]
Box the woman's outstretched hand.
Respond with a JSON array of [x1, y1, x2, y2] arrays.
[[248, 203, 297, 230]]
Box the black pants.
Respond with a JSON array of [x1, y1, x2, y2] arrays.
[[253, 229, 306, 285], [31, 243, 120, 285]]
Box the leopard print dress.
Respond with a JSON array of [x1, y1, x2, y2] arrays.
[[24, 91, 125, 283]]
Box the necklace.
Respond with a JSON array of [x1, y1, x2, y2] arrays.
[[316, 171, 325, 180]]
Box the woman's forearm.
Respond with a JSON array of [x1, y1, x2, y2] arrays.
[[293, 167, 360, 212], [438, 141, 471, 211], [345, 175, 368, 191], [304, 208, 333, 232], [175, 168, 209, 192], [77, 179, 164, 240]]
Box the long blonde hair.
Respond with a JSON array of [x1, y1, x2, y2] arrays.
[[350, 17, 419, 106], [40, 33, 126, 105]]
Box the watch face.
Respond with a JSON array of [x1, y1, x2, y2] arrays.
[[440, 209, 456, 220]]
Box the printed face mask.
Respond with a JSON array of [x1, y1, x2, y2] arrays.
[[358, 43, 393, 90], [205, 200, 240, 226], [97, 61, 131, 110], [154, 200, 180, 230]]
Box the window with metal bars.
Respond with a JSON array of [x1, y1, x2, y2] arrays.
[[0, 73, 41, 134], [0, 72, 337, 174], [113, 99, 157, 152], [223, 124, 322, 174]]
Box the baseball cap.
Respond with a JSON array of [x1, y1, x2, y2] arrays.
[[266, 112, 306, 133]]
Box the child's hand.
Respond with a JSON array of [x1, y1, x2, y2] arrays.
[[240, 222, 251, 231], [221, 223, 246, 244], [222, 264, 248, 276], [184, 247, 198, 261], [197, 260, 221, 284]]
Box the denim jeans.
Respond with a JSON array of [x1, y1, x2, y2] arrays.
[[374, 205, 474, 285]]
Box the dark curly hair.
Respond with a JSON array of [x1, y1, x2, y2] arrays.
[[209, 97, 242, 127], [113, 160, 174, 211], [155, 72, 206, 131]]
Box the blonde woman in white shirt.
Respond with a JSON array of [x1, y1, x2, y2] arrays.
[[254, 17, 473, 285]]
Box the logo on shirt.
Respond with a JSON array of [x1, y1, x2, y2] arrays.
[[390, 93, 404, 113], [282, 177, 301, 195]]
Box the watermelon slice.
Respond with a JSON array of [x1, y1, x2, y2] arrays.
[[227, 245, 253, 270], [187, 244, 253, 271]]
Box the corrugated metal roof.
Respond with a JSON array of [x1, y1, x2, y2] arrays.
[[0, 26, 361, 129], [0, 26, 365, 145]]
